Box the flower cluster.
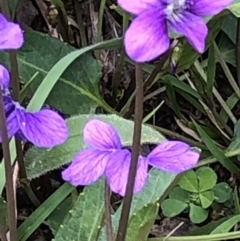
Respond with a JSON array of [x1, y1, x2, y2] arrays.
[[0, 13, 68, 148], [119, 0, 233, 62], [62, 119, 200, 196]]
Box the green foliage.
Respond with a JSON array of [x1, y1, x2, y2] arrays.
[[0, 30, 101, 114], [54, 178, 105, 241], [213, 183, 232, 203], [126, 203, 159, 241], [18, 183, 75, 241], [161, 167, 232, 224], [227, 0, 240, 17], [0, 198, 8, 228], [161, 199, 188, 217], [47, 197, 74, 235], [1, 2, 240, 241]]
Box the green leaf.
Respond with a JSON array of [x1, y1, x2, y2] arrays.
[[25, 114, 165, 179], [192, 118, 239, 172], [47, 197, 73, 235], [189, 203, 208, 224], [161, 199, 188, 217], [220, 93, 239, 123], [221, 13, 237, 43], [178, 170, 198, 193], [196, 167, 217, 192], [54, 178, 105, 241], [199, 190, 214, 209], [18, 183, 75, 241], [0, 198, 8, 227], [227, 0, 240, 17], [219, 32, 236, 67], [233, 187, 240, 214], [126, 203, 158, 241], [206, 45, 216, 95], [162, 75, 201, 99], [165, 81, 183, 119], [169, 186, 191, 203], [213, 182, 232, 203], [188, 217, 230, 235], [0, 30, 99, 114], [211, 214, 240, 234], [98, 169, 177, 241]]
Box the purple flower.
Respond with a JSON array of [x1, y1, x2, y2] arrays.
[[62, 119, 200, 196], [0, 66, 69, 148], [0, 65, 10, 94], [0, 13, 24, 50], [119, 0, 233, 62], [1, 95, 69, 148]]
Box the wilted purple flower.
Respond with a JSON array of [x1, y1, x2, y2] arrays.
[[119, 0, 233, 62], [0, 13, 24, 50], [0, 66, 69, 148], [62, 119, 200, 196]]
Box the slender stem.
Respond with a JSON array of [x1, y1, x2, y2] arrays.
[[0, 3, 18, 241], [0, 90, 17, 241], [105, 180, 113, 241], [236, 18, 240, 87], [115, 63, 143, 241]]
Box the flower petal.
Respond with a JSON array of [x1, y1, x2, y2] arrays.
[[169, 11, 208, 53], [147, 141, 200, 173], [62, 149, 110, 186], [0, 14, 24, 50], [189, 0, 234, 16], [0, 96, 19, 142], [16, 108, 69, 148], [0, 65, 10, 92], [84, 119, 122, 149], [106, 150, 148, 196], [117, 0, 159, 15], [124, 10, 169, 62]]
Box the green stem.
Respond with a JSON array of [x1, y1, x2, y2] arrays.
[[148, 230, 240, 241]]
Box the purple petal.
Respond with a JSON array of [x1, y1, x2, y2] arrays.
[[169, 11, 208, 53], [106, 150, 148, 196], [0, 96, 19, 141], [0, 14, 24, 50], [16, 108, 69, 148], [84, 119, 122, 149], [124, 10, 169, 62], [189, 0, 234, 16], [62, 149, 110, 186], [117, 0, 159, 15], [0, 65, 10, 92], [147, 141, 200, 173]]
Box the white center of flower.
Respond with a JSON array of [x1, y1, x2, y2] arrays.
[[164, 0, 188, 21]]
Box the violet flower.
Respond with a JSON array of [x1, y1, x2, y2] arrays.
[[119, 0, 233, 62], [62, 119, 200, 196], [0, 13, 23, 50], [0, 15, 68, 148], [0, 65, 69, 148]]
